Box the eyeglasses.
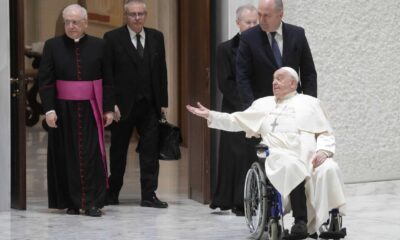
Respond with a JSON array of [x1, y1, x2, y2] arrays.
[[126, 12, 146, 19], [64, 19, 85, 26]]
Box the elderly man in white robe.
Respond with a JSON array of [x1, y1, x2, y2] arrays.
[[186, 67, 346, 238]]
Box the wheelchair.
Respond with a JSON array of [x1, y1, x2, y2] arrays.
[[243, 144, 346, 240], [244, 144, 289, 240]]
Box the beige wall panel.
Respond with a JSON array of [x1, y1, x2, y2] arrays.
[[24, 0, 180, 130]]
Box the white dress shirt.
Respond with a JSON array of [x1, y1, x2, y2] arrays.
[[127, 26, 146, 49]]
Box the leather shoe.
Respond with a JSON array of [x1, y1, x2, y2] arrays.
[[141, 195, 168, 208], [232, 207, 245, 216], [290, 220, 308, 238], [309, 232, 318, 239], [84, 207, 102, 217], [66, 208, 79, 215]]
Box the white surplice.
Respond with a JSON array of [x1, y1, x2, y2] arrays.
[[207, 92, 346, 233]]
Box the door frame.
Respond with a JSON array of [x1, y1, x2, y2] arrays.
[[178, 0, 212, 203], [10, 0, 26, 210], [11, 0, 216, 207]]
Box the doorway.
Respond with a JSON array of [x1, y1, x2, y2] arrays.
[[12, 0, 213, 208], [10, 0, 26, 210]]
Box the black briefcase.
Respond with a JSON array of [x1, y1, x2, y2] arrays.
[[159, 119, 182, 160]]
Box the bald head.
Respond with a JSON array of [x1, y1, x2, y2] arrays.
[[258, 0, 283, 10], [257, 0, 283, 32]]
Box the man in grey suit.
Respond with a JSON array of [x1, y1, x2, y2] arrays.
[[237, 0, 317, 109]]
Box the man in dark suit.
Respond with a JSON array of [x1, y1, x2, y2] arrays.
[[103, 0, 168, 208], [237, 0, 317, 109], [210, 4, 259, 216]]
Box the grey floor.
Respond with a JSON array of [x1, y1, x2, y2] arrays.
[[0, 122, 399, 240]]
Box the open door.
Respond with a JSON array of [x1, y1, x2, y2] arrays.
[[10, 0, 26, 210], [179, 0, 211, 203]]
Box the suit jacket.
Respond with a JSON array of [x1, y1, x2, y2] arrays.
[[236, 22, 317, 109], [103, 26, 168, 119], [216, 33, 242, 113]]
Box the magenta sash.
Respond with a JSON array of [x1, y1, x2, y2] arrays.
[[56, 79, 108, 187]]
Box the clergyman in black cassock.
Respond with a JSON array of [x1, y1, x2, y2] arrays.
[[38, 4, 114, 217], [210, 5, 259, 216]]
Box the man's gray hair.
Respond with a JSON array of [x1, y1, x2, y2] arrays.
[[124, 0, 147, 11], [236, 4, 257, 21], [281, 67, 299, 82], [62, 4, 87, 20], [274, 0, 283, 11]]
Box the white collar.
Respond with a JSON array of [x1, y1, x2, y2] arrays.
[[275, 91, 297, 103], [269, 22, 283, 36], [127, 26, 145, 40]]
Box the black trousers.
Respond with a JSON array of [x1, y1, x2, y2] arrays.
[[109, 99, 160, 200], [290, 180, 307, 223]]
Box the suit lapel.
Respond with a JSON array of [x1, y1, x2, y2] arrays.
[[231, 33, 240, 56], [281, 22, 290, 65], [119, 26, 140, 65], [258, 26, 278, 68], [144, 28, 158, 68]]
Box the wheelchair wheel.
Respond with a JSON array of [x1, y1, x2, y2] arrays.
[[244, 162, 268, 240], [268, 219, 281, 240]]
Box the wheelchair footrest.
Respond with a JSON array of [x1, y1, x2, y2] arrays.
[[282, 230, 309, 240], [319, 227, 347, 239]]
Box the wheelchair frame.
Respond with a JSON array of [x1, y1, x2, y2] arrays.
[[244, 144, 289, 240], [243, 144, 347, 240]]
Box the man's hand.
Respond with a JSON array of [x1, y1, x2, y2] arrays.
[[161, 107, 168, 121], [161, 107, 168, 115], [311, 151, 330, 168], [186, 102, 210, 119], [103, 112, 114, 127], [114, 105, 121, 122], [45, 112, 58, 128]]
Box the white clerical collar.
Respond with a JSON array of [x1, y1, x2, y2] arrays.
[[275, 91, 297, 103], [73, 34, 86, 42]]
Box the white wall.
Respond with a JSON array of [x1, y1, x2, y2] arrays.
[[0, 0, 10, 211], [216, 0, 400, 183]]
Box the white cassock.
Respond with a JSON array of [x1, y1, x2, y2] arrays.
[[207, 92, 346, 233]]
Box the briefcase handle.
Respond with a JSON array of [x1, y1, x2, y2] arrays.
[[160, 111, 167, 123]]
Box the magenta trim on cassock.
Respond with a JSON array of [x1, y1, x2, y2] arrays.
[[56, 79, 108, 188]]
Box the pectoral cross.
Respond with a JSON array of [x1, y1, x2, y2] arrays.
[[270, 105, 288, 132], [270, 118, 279, 132]]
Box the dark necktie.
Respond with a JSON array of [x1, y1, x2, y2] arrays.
[[270, 32, 282, 67], [136, 34, 144, 57]]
